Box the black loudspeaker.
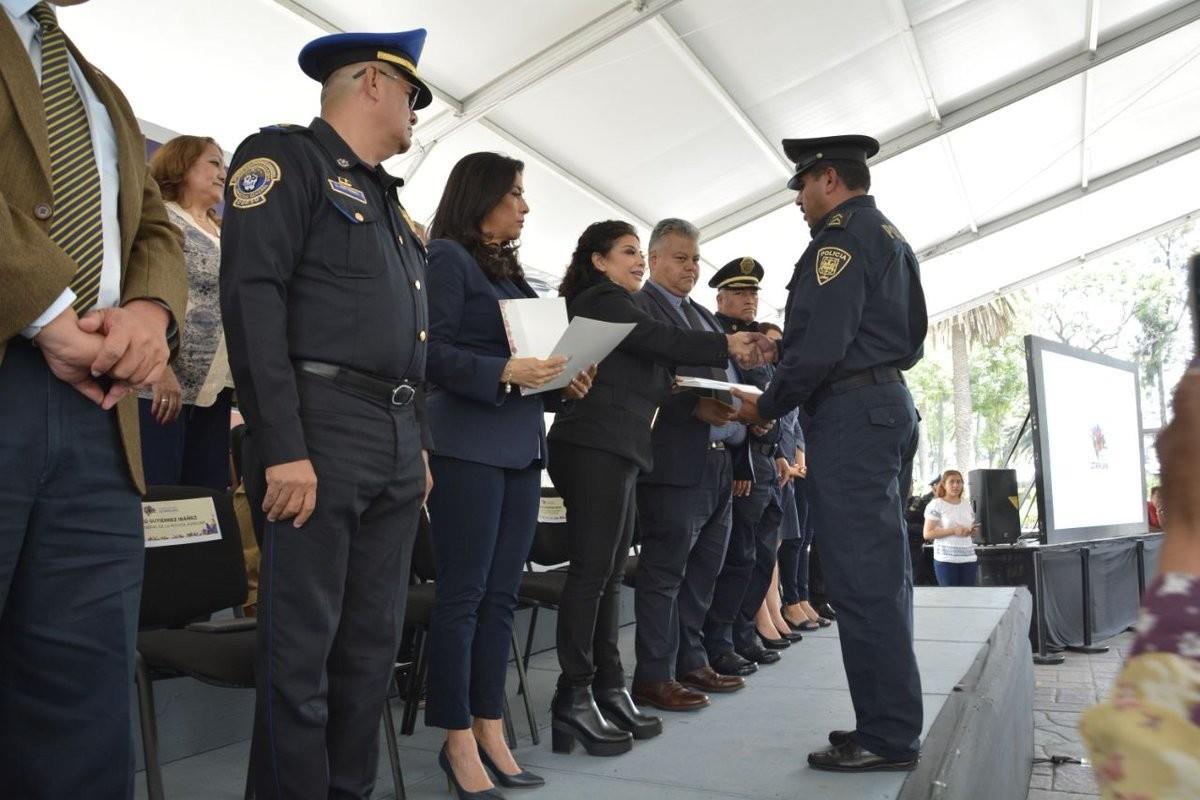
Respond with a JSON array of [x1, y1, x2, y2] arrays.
[[969, 469, 1020, 545]]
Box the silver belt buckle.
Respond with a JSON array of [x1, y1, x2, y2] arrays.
[[391, 383, 416, 406]]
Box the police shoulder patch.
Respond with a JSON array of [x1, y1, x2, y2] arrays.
[[814, 246, 852, 286], [230, 157, 281, 209]]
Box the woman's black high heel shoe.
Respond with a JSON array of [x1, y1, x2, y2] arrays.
[[438, 744, 505, 799], [550, 686, 632, 756], [477, 744, 545, 788]]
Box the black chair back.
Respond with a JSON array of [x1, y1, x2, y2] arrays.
[[139, 486, 248, 630], [528, 487, 569, 567], [411, 508, 437, 583]]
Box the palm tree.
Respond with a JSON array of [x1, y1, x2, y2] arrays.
[[929, 295, 1022, 471]]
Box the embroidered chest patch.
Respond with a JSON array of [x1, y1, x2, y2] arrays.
[[814, 247, 851, 286], [327, 177, 367, 204]]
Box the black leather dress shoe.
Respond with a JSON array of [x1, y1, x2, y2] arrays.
[[828, 729, 853, 746], [816, 602, 837, 621], [735, 643, 781, 665], [807, 740, 918, 772], [777, 629, 804, 643], [594, 687, 662, 740], [710, 651, 757, 677]]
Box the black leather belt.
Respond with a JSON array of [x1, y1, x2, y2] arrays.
[[295, 360, 418, 406], [806, 366, 904, 413]]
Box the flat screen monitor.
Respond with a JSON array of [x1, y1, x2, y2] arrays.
[[1025, 335, 1147, 544]]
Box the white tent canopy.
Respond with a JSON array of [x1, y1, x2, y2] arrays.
[[59, 0, 1200, 319]]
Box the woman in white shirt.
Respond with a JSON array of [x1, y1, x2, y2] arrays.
[[923, 470, 979, 586]]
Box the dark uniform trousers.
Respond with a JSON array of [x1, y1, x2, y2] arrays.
[[0, 340, 143, 799], [806, 380, 922, 759], [704, 471, 784, 657], [244, 372, 424, 800], [634, 447, 732, 683], [549, 441, 640, 690]]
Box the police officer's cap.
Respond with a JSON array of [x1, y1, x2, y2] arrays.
[[782, 134, 879, 190], [299, 29, 433, 110], [709, 257, 764, 290]]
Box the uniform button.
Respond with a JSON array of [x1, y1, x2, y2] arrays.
[[414, 280, 421, 290], [33, 203, 52, 220], [353, 212, 364, 222], [419, 330, 427, 342]]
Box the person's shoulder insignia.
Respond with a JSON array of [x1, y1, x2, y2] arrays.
[[327, 176, 367, 204], [824, 209, 854, 230], [881, 223, 907, 243], [814, 246, 852, 286], [229, 157, 281, 208]]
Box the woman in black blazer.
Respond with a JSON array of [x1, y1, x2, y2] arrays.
[[423, 153, 592, 798], [547, 221, 765, 756]]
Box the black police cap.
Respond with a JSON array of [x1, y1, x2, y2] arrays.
[[782, 134, 880, 190], [709, 256, 764, 290]]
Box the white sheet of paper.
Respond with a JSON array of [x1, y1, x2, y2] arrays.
[[524, 316, 636, 395], [498, 298, 635, 395], [674, 376, 762, 395], [498, 297, 568, 359]]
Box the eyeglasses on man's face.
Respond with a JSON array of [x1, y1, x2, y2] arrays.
[[352, 65, 420, 111]]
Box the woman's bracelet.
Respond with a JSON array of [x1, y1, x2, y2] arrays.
[[501, 361, 514, 393]]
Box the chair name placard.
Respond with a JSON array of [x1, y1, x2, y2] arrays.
[[537, 496, 566, 524], [142, 497, 222, 548]]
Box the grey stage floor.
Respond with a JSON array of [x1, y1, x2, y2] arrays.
[[135, 586, 1023, 800]]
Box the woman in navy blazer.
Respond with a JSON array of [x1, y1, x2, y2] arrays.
[[423, 153, 592, 798]]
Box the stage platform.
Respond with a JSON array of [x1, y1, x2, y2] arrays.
[[134, 586, 1033, 800]]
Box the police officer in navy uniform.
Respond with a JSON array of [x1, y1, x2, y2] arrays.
[[737, 135, 929, 772], [220, 29, 435, 799], [702, 258, 790, 677]]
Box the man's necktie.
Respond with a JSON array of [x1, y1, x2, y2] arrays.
[[32, 2, 104, 316], [677, 299, 733, 392]]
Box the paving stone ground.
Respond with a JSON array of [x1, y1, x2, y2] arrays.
[[1027, 630, 1134, 799]]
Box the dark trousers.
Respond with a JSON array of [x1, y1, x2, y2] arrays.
[[137, 387, 233, 490], [424, 456, 540, 729], [704, 481, 782, 656], [934, 560, 978, 587], [548, 441, 638, 690], [0, 339, 143, 800], [634, 447, 732, 683], [244, 373, 424, 800], [780, 477, 815, 604], [807, 381, 922, 760]]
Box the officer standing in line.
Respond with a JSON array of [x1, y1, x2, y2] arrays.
[[703, 258, 789, 677], [736, 135, 929, 772], [220, 29, 435, 799]]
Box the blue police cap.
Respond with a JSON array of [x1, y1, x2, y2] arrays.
[[709, 256, 764, 290], [782, 134, 879, 190], [299, 29, 433, 110]]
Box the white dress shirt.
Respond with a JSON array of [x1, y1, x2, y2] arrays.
[[4, 0, 123, 338]]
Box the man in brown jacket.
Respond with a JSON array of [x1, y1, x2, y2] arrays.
[[0, 1, 186, 796]]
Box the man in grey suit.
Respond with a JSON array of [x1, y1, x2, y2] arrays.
[[630, 219, 767, 713]]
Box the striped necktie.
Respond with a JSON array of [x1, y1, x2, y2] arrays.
[[32, 2, 104, 316]]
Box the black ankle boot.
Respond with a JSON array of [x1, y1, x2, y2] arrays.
[[594, 687, 663, 740], [550, 686, 633, 756]]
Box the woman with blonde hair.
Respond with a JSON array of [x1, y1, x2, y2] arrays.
[[923, 469, 979, 586], [139, 135, 232, 489]]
